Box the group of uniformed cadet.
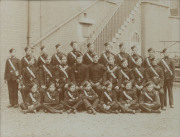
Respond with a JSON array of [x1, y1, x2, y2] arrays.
[[4, 41, 175, 114]]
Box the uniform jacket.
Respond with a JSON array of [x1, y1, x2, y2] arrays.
[[83, 51, 94, 65], [100, 90, 117, 105], [67, 50, 82, 67], [132, 66, 146, 86], [99, 51, 115, 66], [103, 64, 122, 88], [4, 57, 21, 81], [143, 57, 153, 68], [51, 52, 66, 67], [88, 62, 105, 84], [21, 55, 37, 72], [119, 88, 138, 105], [37, 54, 46, 68], [80, 88, 98, 100], [43, 90, 60, 104], [115, 52, 131, 68], [130, 54, 143, 69], [120, 67, 135, 84], [64, 90, 81, 102], [71, 63, 89, 86], [26, 91, 41, 106], [139, 88, 160, 105], [159, 56, 175, 80], [145, 65, 164, 87]]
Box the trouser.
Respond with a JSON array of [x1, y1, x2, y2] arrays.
[[43, 103, 64, 113], [7, 80, 18, 105], [135, 89, 142, 103], [39, 87, 46, 103], [61, 99, 83, 110], [20, 87, 29, 103], [117, 102, 135, 113], [92, 85, 103, 97], [20, 102, 42, 112], [157, 88, 164, 109], [164, 79, 174, 106], [57, 87, 65, 101], [82, 98, 99, 110], [139, 103, 161, 113], [97, 102, 119, 113]]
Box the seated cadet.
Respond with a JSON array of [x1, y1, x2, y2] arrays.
[[67, 41, 82, 67], [119, 81, 139, 113], [43, 82, 64, 114], [146, 57, 165, 110], [97, 81, 119, 114], [115, 43, 131, 68], [132, 56, 146, 102], [120, 58, 135, 87], [83, 43, 95, 65], [51, 44, 66, 68], [71, 53, 89, 90], [80, 81, 99, 115], [21, 57, 39, 103], [54, 55, 71, 101], [143, 48, 155, 68], [130, 45, 143, 69], [20, 83, 41, 114], [103, 55, 122, 97], [37, 46, 47, 68], [61, 83, 83, 114], [88, 53, 105, 97], [99, 42, 115, 66], [39, 55, 54, 102], [139, 81, 161, 113]]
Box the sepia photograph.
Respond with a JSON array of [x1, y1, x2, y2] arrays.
[[0, 0, 180, 137]]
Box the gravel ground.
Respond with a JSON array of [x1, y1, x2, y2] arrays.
[[0, 83, 180, 137]]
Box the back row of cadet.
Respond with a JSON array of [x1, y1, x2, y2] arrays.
[[4, 41, 175, 114]]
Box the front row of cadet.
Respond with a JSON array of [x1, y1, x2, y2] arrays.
[[20, 79, 161, 114]]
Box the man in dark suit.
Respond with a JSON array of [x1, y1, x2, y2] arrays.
[[143, 48, 155, 68], [159, 48, 175, 108], [4, 48, 21, 108]]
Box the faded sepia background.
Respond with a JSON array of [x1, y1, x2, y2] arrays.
[[0, 0, 180, 137]]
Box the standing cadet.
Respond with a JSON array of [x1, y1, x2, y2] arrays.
[[146, 57, 165, 110], [4, 48, 21, 108], [99, 42, 115, 66], [159, 48, 175, 108], [130, 45, 143, 69], [139, 81, 161, 113], [21, 57, 39, 103], [71, 53, 89, 89], [115, 43, 131, 68], [132, 56, 146, 102], [54, 55, 71, 100], [83, 43, 95, 65], [103, 55, 122, 97], [51, 44, 66, 68], [143, 48, 155, 68], [37, 46, 47, 68], [120, 58, 135, 87], [88, 53, 105, 97], [67, 41, 82, 67]]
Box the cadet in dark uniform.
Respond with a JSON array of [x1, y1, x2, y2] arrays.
[[115, 43, 131, 68], [51, 44, 66, 68], [130, 45, 143, 69], [37, 46, 47, 68], [71, 53, 89, 89], [43, 82, 64, 113], [83, 43, 95, 65], [132, 56, 146, 102], [143, 48, 155, 68], [146, 57, 165, 110], [120, 58, 135, 86], [21, 57, 39, 103], [97, 81, 119, 114], [103, 55, 122, 97], [139, 81, 161, 113], [54, 55, 71, 100], [20, 83, 41, 114], [159, 48, 175, 108], [80, 81, 99, 115], [88, 53, 105, 97], [67, 41, 82, 67], [62, 83, 83, 114], [99, 42, 115, 66], [4, 48, 21, 108]]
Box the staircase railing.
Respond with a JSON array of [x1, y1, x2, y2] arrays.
[[88, 0, 139, 55]]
